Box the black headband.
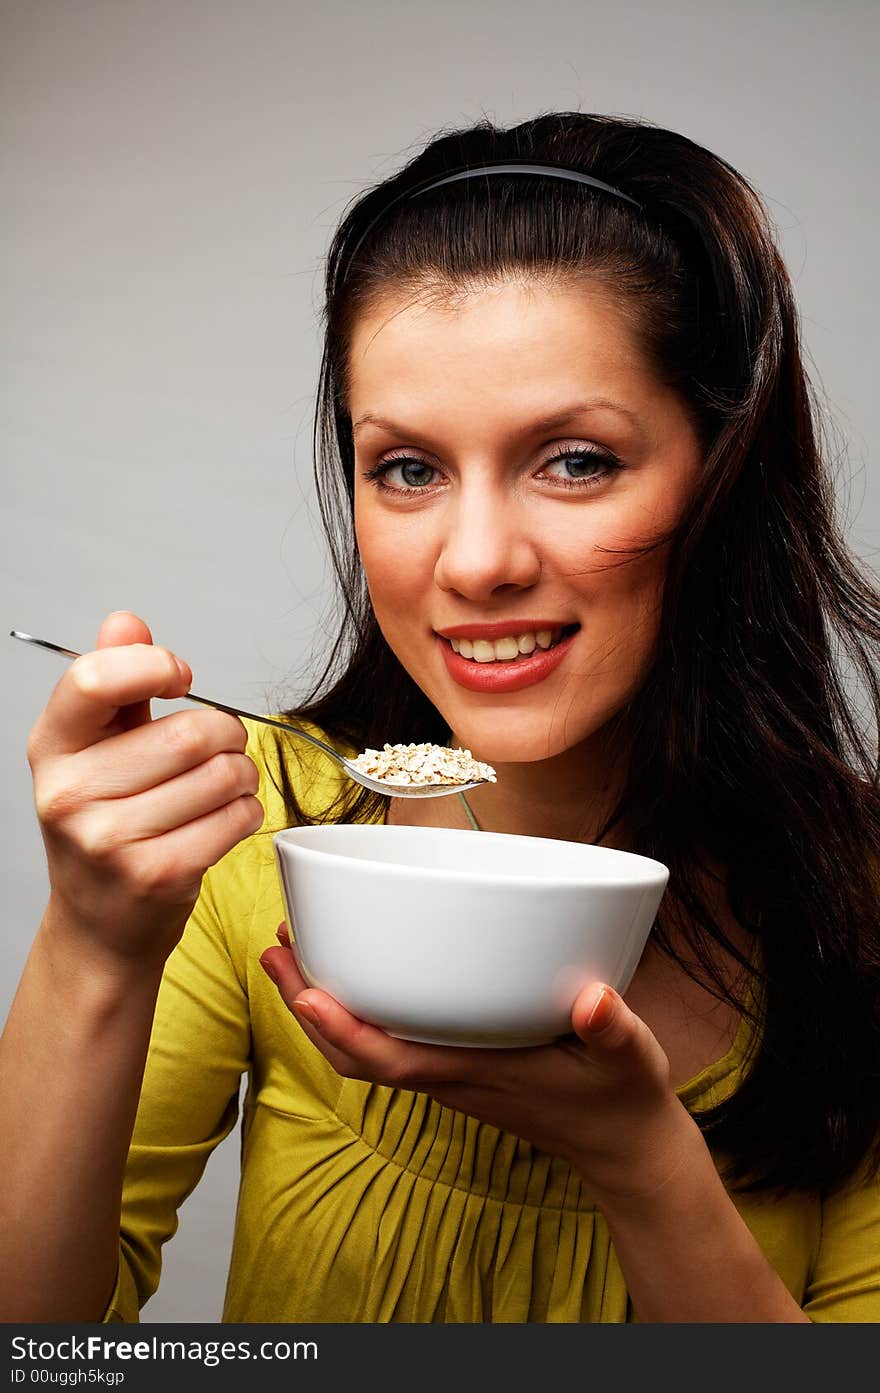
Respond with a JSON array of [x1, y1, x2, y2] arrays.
[[342, 161, 644, 275]]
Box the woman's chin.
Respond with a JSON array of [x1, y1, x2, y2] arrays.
[[445, 724, 586, 768]]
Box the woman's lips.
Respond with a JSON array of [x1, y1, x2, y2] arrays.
[[436, 627, 579, 694]]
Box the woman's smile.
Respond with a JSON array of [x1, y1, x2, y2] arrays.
[[435, 621, 581, 693]]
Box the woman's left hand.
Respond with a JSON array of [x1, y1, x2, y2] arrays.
[[260, 925, 700, 1207]]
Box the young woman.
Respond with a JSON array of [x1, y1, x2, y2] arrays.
[[2, 111, 879, 1323]]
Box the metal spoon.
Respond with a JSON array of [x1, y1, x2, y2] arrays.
[[10, 630, 493, 800]]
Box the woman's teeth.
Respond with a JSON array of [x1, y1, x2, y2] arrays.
[[448, 629, 565, 663]]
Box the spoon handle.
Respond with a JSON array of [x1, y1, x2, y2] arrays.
[[9, 630, 344, 763]]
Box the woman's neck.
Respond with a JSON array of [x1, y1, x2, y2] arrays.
[[389, 727, 630, 846]]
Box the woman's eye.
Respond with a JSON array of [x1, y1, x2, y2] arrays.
[[392, 459, 436, 488], [540, 448, 622, 488], [365, 456, 440, 493]]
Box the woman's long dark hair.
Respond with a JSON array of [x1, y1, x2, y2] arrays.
[[269, 112, 880, 1196]]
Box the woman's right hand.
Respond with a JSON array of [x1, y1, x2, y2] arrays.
[[26, 610, 265, 973]]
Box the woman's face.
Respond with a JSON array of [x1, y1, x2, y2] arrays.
[[349, 277, 702, 764]]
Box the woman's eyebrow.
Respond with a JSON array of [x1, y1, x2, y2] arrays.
[[352, 398, 643, 437]]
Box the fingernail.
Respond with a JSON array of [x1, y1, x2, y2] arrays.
[[587, 986, 614, 1032], [292, 998, 321, 1030], [260, 956, 279, 985], [276, 923, 290, 946], [174, 657, 190, 682]]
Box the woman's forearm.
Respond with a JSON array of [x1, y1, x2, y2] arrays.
[[592, 1102, 809, 1323], [0, 902, 165, 1322]]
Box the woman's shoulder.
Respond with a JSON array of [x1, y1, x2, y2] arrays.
[[242, 713, 359, 833], [179, 716, 365, 970], [187, 714, 361, 915]]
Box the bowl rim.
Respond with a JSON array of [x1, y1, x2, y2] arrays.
[[273, 822, 669, 890]]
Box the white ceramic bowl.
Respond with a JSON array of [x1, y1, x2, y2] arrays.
[[273, 823, 669, 1048]]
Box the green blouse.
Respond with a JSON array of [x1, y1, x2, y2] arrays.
[[104, 722, 880, 1322]]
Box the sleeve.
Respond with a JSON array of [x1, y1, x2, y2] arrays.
[[100, 716, 350, 1321], [802, 1161, 880, 1321], [101, 856, 252, 1322]]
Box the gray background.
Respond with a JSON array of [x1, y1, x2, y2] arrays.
[[2, 0, 877, 1322]]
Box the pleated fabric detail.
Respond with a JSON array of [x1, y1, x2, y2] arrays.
[[224, 1067, 635, 1323]]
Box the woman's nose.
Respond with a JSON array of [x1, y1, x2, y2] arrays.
[[433, 494, 542, 601]]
